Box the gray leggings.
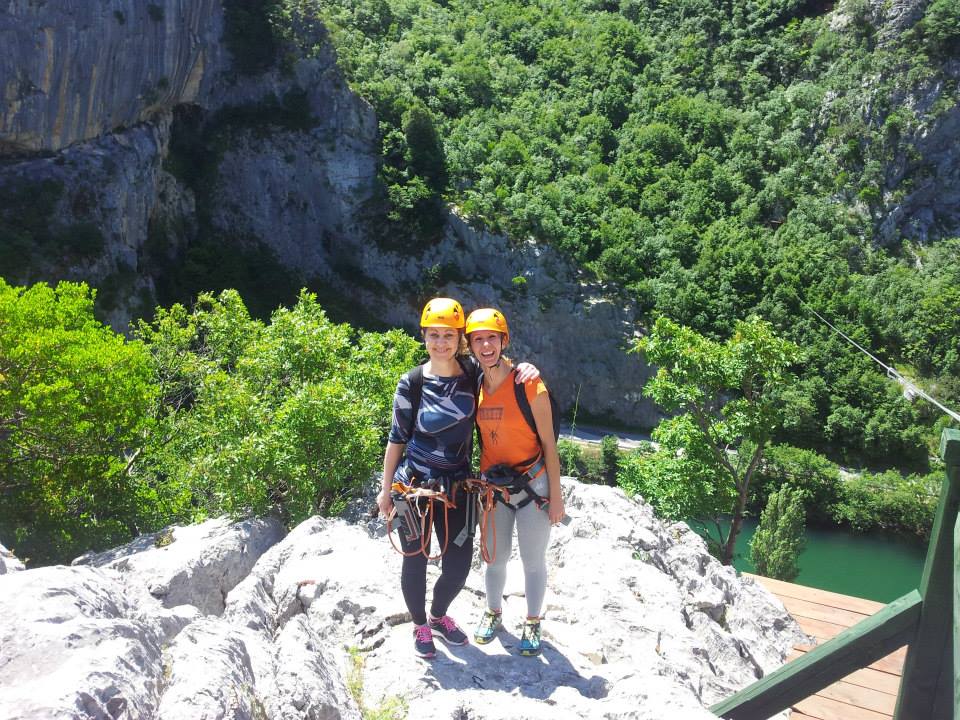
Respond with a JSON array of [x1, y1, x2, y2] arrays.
[[483, 474, 552, 618]]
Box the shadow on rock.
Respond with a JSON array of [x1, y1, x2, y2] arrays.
[[424, 628, 610, 701]]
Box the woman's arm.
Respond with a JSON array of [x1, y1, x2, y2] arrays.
[[378, 441, 405, 518], [530, 392, 564, 524]]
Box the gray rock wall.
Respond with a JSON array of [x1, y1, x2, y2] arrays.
[[0, 0, 226, 156], [327, 209, 657, 424]]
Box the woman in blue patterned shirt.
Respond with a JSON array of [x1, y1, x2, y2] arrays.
[[378, 298, 538, 658]]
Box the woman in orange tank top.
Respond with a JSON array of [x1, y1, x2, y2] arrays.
[[465, 308, 564, 656]]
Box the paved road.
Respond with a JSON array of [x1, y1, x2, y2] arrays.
[[558, 422, 653, 450]]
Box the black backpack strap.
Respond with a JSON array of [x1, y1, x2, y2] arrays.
[[513, 378, 538, 438], [405, 364, 424, 441], [457, 356, 483, 457]]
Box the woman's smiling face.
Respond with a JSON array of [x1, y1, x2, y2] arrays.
[[423, 327, 459, 359], [469, 330, 504, 367]]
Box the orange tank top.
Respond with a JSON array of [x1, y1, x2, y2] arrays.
[[477, 369, 548, 473]]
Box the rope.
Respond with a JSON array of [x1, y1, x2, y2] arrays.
[[386, 481, 456, 560], [803, 302, 960, 425], [462, 477, 512, 564]]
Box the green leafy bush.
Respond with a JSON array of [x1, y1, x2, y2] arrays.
[[751, 444, 842, 524], [0, 280, 157, 564], [750, 485, 806, 581], [832, 469, 940, 539], [600, 434, 620, 485], [134, 289, 421, 525]]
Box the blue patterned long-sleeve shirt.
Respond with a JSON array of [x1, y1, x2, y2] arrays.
[[388, 364, 478, 482]]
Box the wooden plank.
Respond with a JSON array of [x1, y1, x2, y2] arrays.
[[793, 615, 854, 641], [788, 649, 901, 695], [779, 594, 872, 629], [711, 590, 921, 720], [793, 694, 891, 720], [815, 679, 897, 714], [789, 714, 820, 720], [746, 573, 885, 615]]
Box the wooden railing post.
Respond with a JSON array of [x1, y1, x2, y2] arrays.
[[894, 428, 960, 720], [954, 510, 960, 719]]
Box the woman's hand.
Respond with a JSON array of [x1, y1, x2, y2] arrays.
[[377, 490, 395, 519], [515, 362, 540, 382], [547, 495, 566, 525]]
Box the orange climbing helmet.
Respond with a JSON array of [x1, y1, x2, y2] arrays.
[[465, 307, 510, 345], [420, 298, 465, 329]]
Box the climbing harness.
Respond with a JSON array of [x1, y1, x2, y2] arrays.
[[386, 478, 457, 560], [465, 456, 571, 564], [460, 476, 511, 563]]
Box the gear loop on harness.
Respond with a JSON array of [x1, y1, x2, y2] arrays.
[[386, 476, 458, 560], [461, 477, 512, 564]]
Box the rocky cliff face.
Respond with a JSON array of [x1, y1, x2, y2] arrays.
[[0, 0, 227, 156], [0, 0, 652, 424], [831, 0, 960, 243], [0, 479, 804, 719]]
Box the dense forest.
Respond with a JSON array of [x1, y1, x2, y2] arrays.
[[258, 0, 960, 472]]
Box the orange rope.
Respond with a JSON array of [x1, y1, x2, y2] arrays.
[[462, 478, 511, 564], [386, 481, 456, 559]]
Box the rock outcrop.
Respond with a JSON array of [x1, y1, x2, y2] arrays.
[[0, 479, 805, 719], [0, 542, 24, 574], [0, 0, 227, 156]]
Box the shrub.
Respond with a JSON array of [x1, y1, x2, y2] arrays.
[[750, 485, 806, 581], [557, 438, 584, 477], [832, 469, 939, 538], [134, 289, 421, 525], [751, 444, 842, 525], [0, 280, 157, 564], [601, 434, 620, 485]]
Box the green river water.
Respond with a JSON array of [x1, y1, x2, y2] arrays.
[[695, 517, 928, 603]]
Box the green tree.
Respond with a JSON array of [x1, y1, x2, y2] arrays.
[[134, 289, 421, 525], [750, 485, 806, 581], [0, 280, 157, 564], [628, 315, 802, 564], [601, 434, 620, 485]]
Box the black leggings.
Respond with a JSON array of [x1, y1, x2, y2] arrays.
[[399, 491, 474, 626]]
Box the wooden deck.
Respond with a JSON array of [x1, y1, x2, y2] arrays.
[[747, 573, 906, 720]]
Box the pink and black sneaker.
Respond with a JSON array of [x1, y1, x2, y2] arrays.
[[428, 614, 469, 645], [413, 624, 436, 658]]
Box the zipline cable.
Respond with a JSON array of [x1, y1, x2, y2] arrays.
[[801, 301, 960, 425]]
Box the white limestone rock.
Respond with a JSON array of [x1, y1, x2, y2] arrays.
[[0, 542, 24, 574], [74, 515, 286, 616], [0, 566, 165, 720], [243, 481, 801, 719], [155, 617, 263, 720], [0, 481, 801, 719]]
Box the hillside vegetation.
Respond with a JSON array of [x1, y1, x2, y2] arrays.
[[0, 280, 421, 564], [265, 0, 960, 470]]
